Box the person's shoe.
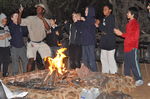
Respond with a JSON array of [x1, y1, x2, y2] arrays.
[[147, 82, 150, 86], [3, 72, 9, 77], [135, 80, 144, 86]]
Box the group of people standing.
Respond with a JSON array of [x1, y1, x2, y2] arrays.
[[0, 2, 150, 86]]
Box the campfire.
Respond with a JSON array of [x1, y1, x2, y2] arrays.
[[2, 48, 136, 99], [43, 48, 68, 86]]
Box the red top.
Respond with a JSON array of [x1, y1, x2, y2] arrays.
[[121, 19, 140, 52]]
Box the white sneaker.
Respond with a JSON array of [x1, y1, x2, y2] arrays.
[[135, 80, 144, 86], [148, 82, 150, 86]]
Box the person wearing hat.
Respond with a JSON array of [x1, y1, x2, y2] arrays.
[[0, 13, 11, 77], [18, 4, 51, 72]]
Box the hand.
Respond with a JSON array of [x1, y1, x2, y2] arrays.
[[19, 4, 24, 13], [114, 28, 123, 36], [56, 31, 59, 35], [95, 23, 99, 28], [0, 35, 5, 40], [147, 4, 150, 12], [64, 20, 68, 24], [4, 33, 10, 38], [81, 17, 85, 21]]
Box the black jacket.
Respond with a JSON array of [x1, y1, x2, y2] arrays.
[[45, 27, 62, 47], [69, 21, 82, 45], [99, 14, 116, 50]]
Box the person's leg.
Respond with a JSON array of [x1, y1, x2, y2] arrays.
[[68, 44, 76, 69], [26, 42, 37, 72], [69, 44, 75, 69], [130, 49, 142, 80], [11, 47, 19, 75], [108, 49, 118, 74], [2, 62, 9, 77], [87, 45, 97, 72], [19, 46, 28, 73], [101, 49, 109, 73], [74, 45, 82, 68], [124, 52, 131, 76], [38, 42, 51, 69], [27, 58, 35, 72], [50, 47, 56, 58], [36, 52, 44, 70], [81, 46, 89, 67]]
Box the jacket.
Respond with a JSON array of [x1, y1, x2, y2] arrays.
[[121, 19, 140, 52], [99, 14, 116, 50], [80, 6, 96, 45]]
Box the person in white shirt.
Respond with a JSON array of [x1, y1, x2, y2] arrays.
[[18, 4, 51, 71]]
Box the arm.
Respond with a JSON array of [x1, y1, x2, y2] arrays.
[[114, 21, 139, 39], [0, 33, 11, 40], [17, 5, 24, 24], [0, 35, 5, 40]]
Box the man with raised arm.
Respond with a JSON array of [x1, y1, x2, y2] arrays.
[[18, 4, 51, 71]]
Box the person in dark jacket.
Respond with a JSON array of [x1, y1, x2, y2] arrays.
[[97, 4, 118, 74], [9, 12, 28, 75], [80, 6, 97, 72], [68, 12, 82, 69], [45, 18, 62, 58]]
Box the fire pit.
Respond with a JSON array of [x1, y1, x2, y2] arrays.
[[2, 48, 136, 99]]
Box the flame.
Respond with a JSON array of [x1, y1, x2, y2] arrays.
[[57, 41, 62, 47], [45, 48, 67, 75]]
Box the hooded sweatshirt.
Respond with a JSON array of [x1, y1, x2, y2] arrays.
[[80, 6, 96, 45]]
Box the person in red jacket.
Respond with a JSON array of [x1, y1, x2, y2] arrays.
[[114, 7, 143, 86]]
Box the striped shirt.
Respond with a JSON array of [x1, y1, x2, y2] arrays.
[[0, 26, 11, 47]]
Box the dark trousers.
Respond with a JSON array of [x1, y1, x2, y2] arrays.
[[82, 45, 97, 72], [0, 47, 10, 76], [0, 62, 9, 76], [124, 48, 142, 80], [68, 44, 82, 69]]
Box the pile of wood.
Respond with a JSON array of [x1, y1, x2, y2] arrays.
[[2, 66, 135, 99]]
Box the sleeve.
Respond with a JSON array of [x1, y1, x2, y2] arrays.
[[121, 22, 139, 40], [5, 26, 11, 40], [20, 16, 31, 26]]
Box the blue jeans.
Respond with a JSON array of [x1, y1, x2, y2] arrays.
[[82, 45, 97, 72]]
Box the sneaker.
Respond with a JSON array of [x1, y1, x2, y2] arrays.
[[148, 82, 150, 86], [135, 80, 144, 86]]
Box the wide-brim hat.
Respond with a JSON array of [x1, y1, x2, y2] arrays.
[[35, 4, 46, 10]]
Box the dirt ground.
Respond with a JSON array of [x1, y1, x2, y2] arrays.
[[0, 62, 150, 99], [129, 64, 150, 99]]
